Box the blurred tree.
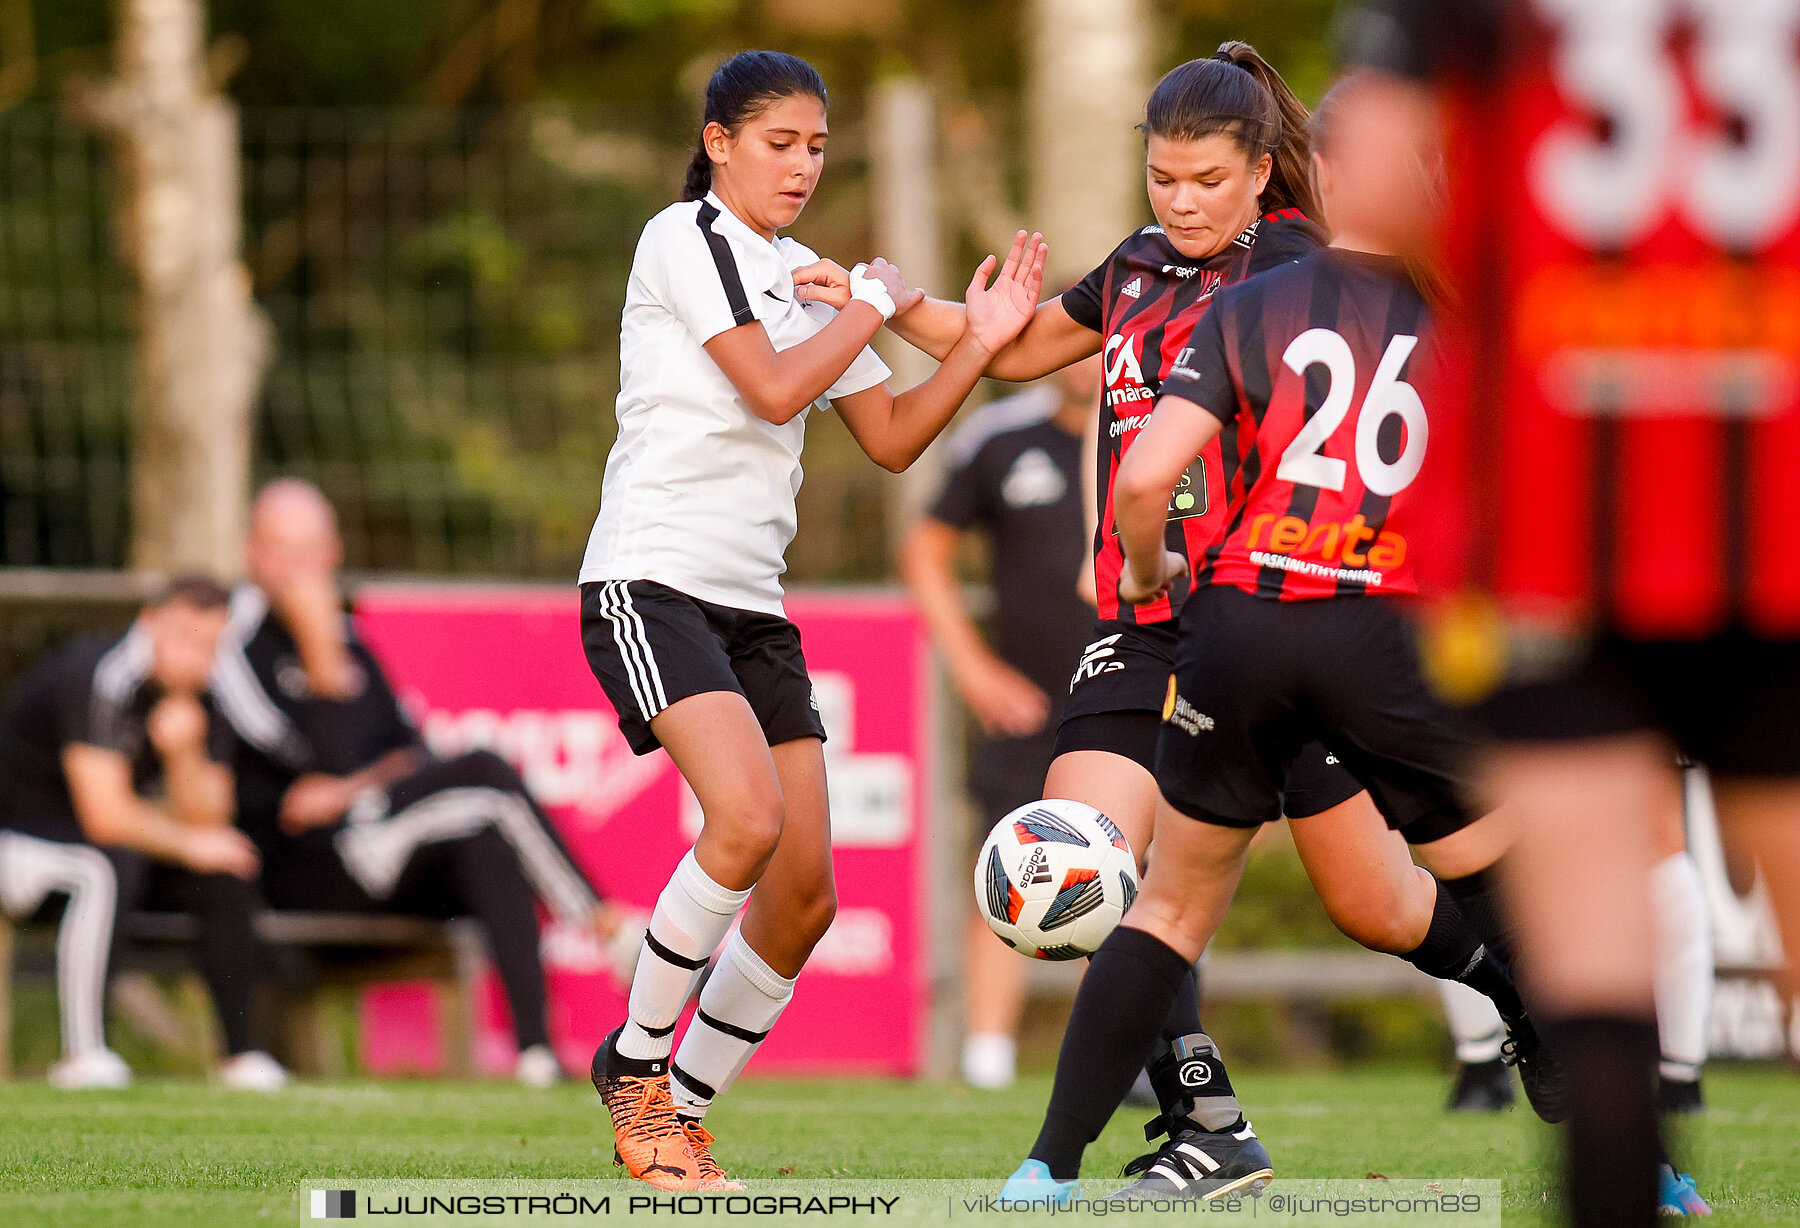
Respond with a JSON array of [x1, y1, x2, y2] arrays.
[[77, 0, 267, 576], [1027, 0, 1152, 284]]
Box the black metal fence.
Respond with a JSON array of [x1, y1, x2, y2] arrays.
[[0, 104, 891, 581]]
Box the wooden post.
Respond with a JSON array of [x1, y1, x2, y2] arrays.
[[1027, 0, 1154, 283], [867, 74, 967, 1081], [868, 73, 947, 524], [81, 0, 268, 578]]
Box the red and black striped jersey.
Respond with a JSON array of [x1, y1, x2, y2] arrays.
[[1160, 248, 1437, 601], [1347, 0, 1800, 639], [1062, 211, 1325, 622]]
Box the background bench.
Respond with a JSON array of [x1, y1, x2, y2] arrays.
[[0, 910, 487, 1079]]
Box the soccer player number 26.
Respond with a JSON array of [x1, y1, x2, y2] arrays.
[[1276, 329, 1426, 498]]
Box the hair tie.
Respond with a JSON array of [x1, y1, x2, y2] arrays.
[[1212, 50, 1244, 67]]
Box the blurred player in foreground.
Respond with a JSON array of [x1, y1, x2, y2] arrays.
[[1440, 772, 1713, 1115], [1340, 0, 1800, 1220], [0, 577, 279, 1089], [899, 354, 1100, 1089], [212, 479, 617, 1088]]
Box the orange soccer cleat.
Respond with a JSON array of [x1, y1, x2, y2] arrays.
[[679, 1118, 745, 1191], [592, 1028, 703, 1190]]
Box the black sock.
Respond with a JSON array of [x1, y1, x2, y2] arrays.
[[1540, 1016, 1662, 1228], [1161, 963, 1203, 1042], [1029, 927, 1189, 1180], [1440, 868, 1517, 975], [1403, 879, 1524, 1019]]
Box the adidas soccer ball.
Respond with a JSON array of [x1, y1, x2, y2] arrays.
[[974, 799, 1138, 960]]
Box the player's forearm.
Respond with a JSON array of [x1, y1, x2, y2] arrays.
[[886, 297, 967, 362], [891, 300, 1065, 383], [81, 797, 195, 862], [350, 746, 424, 793], [161, 749, 234, 829], [874, 334, 995, 472], [275, 581, 358, 700], [735, 304, 885, 424], [898, 538, 999, 689], [1115, 469, 1177, 591]]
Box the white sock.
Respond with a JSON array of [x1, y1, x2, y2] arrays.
[[961, 1032, 1017, 1089], [616, 850, 750, 1062], [670, 930, 795, 1118], [1440, 978, 1507, 1064], [1654, 851, 1713, 1083]]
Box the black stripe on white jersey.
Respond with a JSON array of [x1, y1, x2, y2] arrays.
[[696, 201, 755, 328]]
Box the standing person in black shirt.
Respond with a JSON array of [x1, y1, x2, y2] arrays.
[[0, 577, 281, 1090], [211, 480, 618, 1088], [898, 354, 1101, 1090]]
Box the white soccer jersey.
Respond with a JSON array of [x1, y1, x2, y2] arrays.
[[579, 191, 891, 616]]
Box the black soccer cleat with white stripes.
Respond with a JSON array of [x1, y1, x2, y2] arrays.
[[1113, 1117, 1273, 1202]]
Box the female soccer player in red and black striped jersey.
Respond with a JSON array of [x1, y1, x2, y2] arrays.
[[862, 46, 1540, 1202], [1015, 72, 1561, 1200]]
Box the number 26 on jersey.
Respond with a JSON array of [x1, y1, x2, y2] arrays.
[[1276, 330, 1427, 498]]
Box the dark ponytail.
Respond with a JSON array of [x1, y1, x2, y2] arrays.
[[683, 50, 829, 202], [1139, 41, 1321, 222]]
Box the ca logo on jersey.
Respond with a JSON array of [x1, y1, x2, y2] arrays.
[[1104, 333, 1145, 387], [1104, 333, 1152, 409], [1069, 634, 1127, 691]]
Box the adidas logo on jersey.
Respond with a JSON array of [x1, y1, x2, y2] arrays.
[[1120, 277, 1143, 299]]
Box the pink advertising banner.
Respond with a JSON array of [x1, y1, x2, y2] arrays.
[[349, 584, 932, 1080]]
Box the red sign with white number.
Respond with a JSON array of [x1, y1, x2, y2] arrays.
[[349, 584, 933, 1078]]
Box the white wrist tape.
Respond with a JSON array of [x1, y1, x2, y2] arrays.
[[849, 263, 898, 320]]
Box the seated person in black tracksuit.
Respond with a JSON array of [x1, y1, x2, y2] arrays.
[[0, 576, 287, 1090], [211, 480, 619, 1086]]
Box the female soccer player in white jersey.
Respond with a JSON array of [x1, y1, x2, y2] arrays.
[[860, 44, 1550, 1199], [579, 50, 1041, 1191]]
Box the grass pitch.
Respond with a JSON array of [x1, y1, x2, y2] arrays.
[[0, 1067, 1794, 1226]]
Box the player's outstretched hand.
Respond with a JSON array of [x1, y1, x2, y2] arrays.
[[965, 230, 1046, 355], [1116, 549, 1190, 607], [792, 259, 851, 309]]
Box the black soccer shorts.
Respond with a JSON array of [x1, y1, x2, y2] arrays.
[[1051, 616, 1362, 820], [1156, 586, 1480, 844], [580, 580, 827, 756], [1471, 628, 1800, 778]]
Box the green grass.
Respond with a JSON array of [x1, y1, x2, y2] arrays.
[[0, 1068, 1795, 1226]]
